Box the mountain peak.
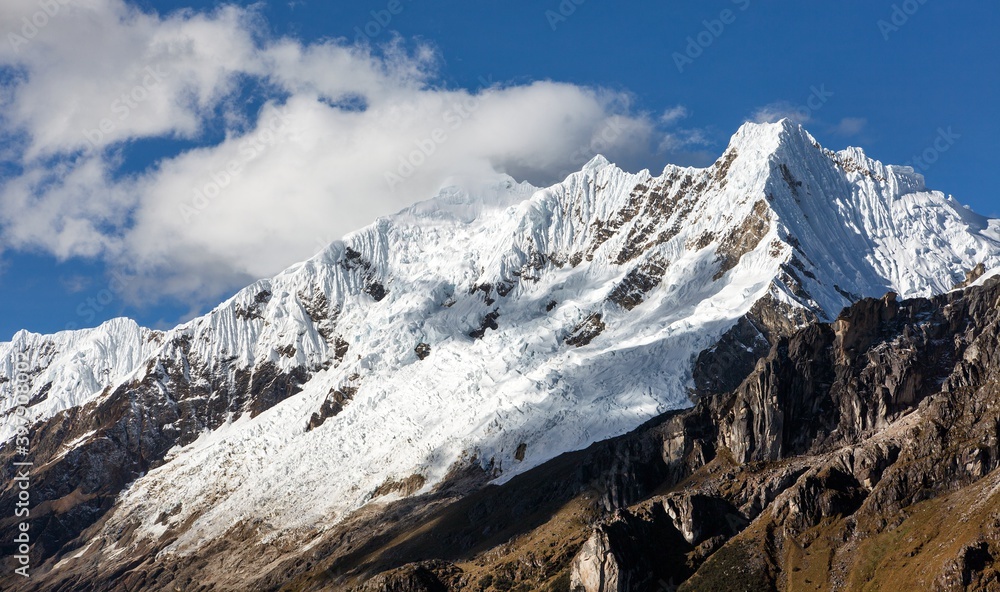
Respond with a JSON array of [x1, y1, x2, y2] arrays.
[[2, 121, 998, 584], [729, 118, 815, 153], [582, 153, 613, 172]]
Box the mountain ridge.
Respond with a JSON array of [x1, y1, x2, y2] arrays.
[[1, 119, 998, 589]]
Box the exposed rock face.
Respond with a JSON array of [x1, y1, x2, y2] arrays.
[[571, 531, 626, 592], [713, 199, 771, 280], [351, 561, 461, 592], [0, 350, 314, 575], [570, 277, 1000, 592], [692, 292, 817, 396], [957, 262, 988, 289], [565, 313, 606, 347], [569, 494, 746, 592], [606, 255, 669, 310]]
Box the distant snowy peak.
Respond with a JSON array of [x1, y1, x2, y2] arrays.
[[760, 120, 998, 300], [496, 118, 996, 315], [0, 319, 158, 437], [669, 119, 996, 306]]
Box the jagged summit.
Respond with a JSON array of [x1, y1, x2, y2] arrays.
[[727, 117, 812, 153], [582, 153, 613, 172], [1, 122, 998, 587]]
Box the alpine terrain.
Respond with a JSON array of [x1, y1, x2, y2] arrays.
[[2, 119, 999, 591]]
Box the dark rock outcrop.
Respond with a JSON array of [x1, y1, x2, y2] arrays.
[[571, 277, 1000, 591], [0, 351, 316, 580], [566, 313, 606, 347], [352, 561, 461, 592]]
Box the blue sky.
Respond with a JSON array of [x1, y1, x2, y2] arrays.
[[0, 0, 997, 340]]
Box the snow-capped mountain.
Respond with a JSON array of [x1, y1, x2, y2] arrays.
[[2, 120, 998, 586]]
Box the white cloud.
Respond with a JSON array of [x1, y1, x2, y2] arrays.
[[750, 101, 812, 125], [833, 116, 867, 136], [650, 105, 711, 159], [659, 105, 689, 125], [1, 2, 263, 159], [657, 128, 709, 153], [0, 0, 684, 307]]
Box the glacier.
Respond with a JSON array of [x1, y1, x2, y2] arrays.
[[2, 119, 998, 559]]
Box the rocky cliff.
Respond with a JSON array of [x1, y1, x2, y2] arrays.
[[569, 276, 1000, 591]]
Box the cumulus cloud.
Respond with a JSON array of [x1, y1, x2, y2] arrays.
[[0, 0, 695, 308], [654, 105, 711, 162], [832, 116, 868, 137], [1, 2, 264, 159], [659, 105, 689, 125], [750, 101, 812, 125]]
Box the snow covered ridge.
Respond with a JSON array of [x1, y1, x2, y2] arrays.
[[3, 119, 999, 555]]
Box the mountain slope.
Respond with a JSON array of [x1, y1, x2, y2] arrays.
[[1, 120, 998, 589], [14, 277, 1000, 592], [565, 276, 1000, 592]]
